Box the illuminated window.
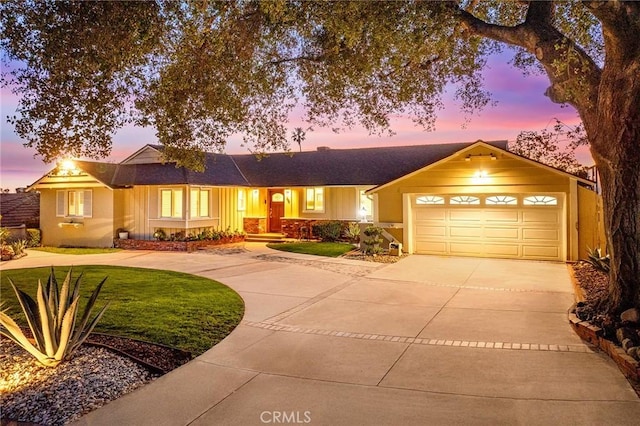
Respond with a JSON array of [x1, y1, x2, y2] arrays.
[[486, 195, 517, 205], [190, 188, 210, 218], [523, 195, 558, 206], [56, 190, 92, 217], [450, 195, 480, 205], [416, 195, 445, 205], [272, 193, 284, 202], [161, 189, 183, 218], [304, 187, 324, 212], [359, 190, 374, 220]]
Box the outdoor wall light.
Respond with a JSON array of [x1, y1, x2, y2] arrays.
[[284, 188, 292, 203], [472, 170, 489, 184]]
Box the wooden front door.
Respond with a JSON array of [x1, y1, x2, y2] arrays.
[[269, 189, 285, 233]]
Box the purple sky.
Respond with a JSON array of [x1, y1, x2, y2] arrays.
[[0, 52, 590, 191]]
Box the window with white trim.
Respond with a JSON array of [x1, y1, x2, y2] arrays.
[[160, 189, 183, 218], [56, 190, 92, 218], [190, 188, 210, 218], [450, 195, 480, 205], [523, 195, 558, 206], [359, 190, 374, 220], [304, 187, 324, 212], [416, 195, 445, 205], [486, 195, 518, 205]]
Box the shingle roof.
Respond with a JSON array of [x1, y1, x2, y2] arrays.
[[231, 142, 508, 186], [41, 141, 509, 188], [0, 193, 40, 228]]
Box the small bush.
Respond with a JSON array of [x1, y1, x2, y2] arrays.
[[1, 244, 15, 260], [312, 221, 343, 242], [26, 228, 41, 247], [344, 222, 361, 243], [362, 226, 384, 255], [10, 240, 27, 256], [585, 247, 610, 273]]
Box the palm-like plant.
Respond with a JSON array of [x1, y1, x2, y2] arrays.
[[0, 267, 109, 367]]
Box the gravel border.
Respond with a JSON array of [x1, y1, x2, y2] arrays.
[[1, 343, 158, 425]]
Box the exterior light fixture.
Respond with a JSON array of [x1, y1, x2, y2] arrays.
[[471, 170, 489, 184], [360, 206, 368, 222], [284, 188, 292, 203]]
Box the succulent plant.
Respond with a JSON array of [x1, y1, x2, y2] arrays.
[[0, 267, 109, 367]]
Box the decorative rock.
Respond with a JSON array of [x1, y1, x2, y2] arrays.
[[621, 338, 635, 351], [620, 307, 640, 324], [616, 327, 640, 347]]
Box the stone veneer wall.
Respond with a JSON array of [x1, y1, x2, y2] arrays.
[[243, 217, 267, 234], [114, 236, 245, 252], [280, 219, 317, 239]]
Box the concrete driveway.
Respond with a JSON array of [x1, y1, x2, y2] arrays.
[[2, 245, 639, 425]]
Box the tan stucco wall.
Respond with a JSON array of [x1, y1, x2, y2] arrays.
[[40, 187, 115, 248], [578, 185, 606, 259]]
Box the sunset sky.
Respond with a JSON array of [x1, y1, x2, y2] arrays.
[[0, 50, 590, 191]]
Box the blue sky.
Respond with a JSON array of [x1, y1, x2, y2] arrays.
[[0, 51, 590, 191]]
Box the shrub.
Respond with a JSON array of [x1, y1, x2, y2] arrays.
[[0, 267, 109, 367], [585, 247, 610, 273], [0, 227, 9, 244], [153, 229, 167, 241], [344, 222, 361, 243], [26, 228, 41, 247], [10, 239, 27, 256], [312, 221, 343, 242], [1, 244, 15, 260], [362, 225, 384, 255]]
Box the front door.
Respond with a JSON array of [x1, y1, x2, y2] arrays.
[[269, 189, 285, 233]]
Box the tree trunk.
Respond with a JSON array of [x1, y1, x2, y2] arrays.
[[587, 56, 640, 314]]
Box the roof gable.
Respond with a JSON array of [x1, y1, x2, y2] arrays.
[[367, 141, 593, 193]]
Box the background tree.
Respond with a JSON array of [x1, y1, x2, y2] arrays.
[[291, 127, 306, 153], [511, 119, 588, 178], [1, 1, 639, 313]]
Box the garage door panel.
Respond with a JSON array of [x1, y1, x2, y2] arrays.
[[522, 228, 560, 241], [450, 210, 482, 222], [415, 209, 446, 221], [483, 244, 520, 257], [412, 195, 564, 261], [450, 226, 482, 238], [415, 226, 446, 237], [522, 210, 560, 224], [523, 245, 559, 258], [484, 227, 519, 240], [483, 210, 519, 222]]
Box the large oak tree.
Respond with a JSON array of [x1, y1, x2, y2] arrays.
[[1, 1, 638, 313]]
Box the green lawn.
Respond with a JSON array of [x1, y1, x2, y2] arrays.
[[1, 266, 244, 356], [31, 247, 122, 255], [266, 242, 355, 257]]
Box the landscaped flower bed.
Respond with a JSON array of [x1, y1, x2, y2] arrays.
[[114, 236, 245, 252], [569, 261, 640, 386]]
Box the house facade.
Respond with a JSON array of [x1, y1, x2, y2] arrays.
[[29, 141, 603, 261]]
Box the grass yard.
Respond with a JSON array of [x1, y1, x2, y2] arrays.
[[31, 247, 122, 255], [267, 241, 355, 257], [1, 266, 244, 356]]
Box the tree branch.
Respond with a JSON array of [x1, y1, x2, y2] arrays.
[[524, 1, 554, 26], [583, 1, 640, 64]]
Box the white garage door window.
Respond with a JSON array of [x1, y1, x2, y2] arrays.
[[413, 194, 564, 261]]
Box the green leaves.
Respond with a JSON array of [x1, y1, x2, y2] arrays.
[[0, 267, 109, 367]]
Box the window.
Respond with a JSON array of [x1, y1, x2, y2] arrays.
[[56, 190, 92, 217], [416, 195, 445, 205], [359, 190, 374, 220], [161, 189, 183, 218], [237, 189, 246, 211], [304, 187, 324, 212], [450, 195, 480, 205], [190, 188, 210, 218], [523, 195, 558, 206], [486, 195, 518, 205]]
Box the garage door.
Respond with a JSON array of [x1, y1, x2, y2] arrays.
[[413, 194, 564, 261]]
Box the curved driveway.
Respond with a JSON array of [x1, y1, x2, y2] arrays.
[[3, 244, 639, 425]]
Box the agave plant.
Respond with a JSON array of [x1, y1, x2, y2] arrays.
[[0, 267, 109, 367]]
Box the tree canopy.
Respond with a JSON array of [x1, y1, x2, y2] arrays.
[[2, 1, 639, 313]]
